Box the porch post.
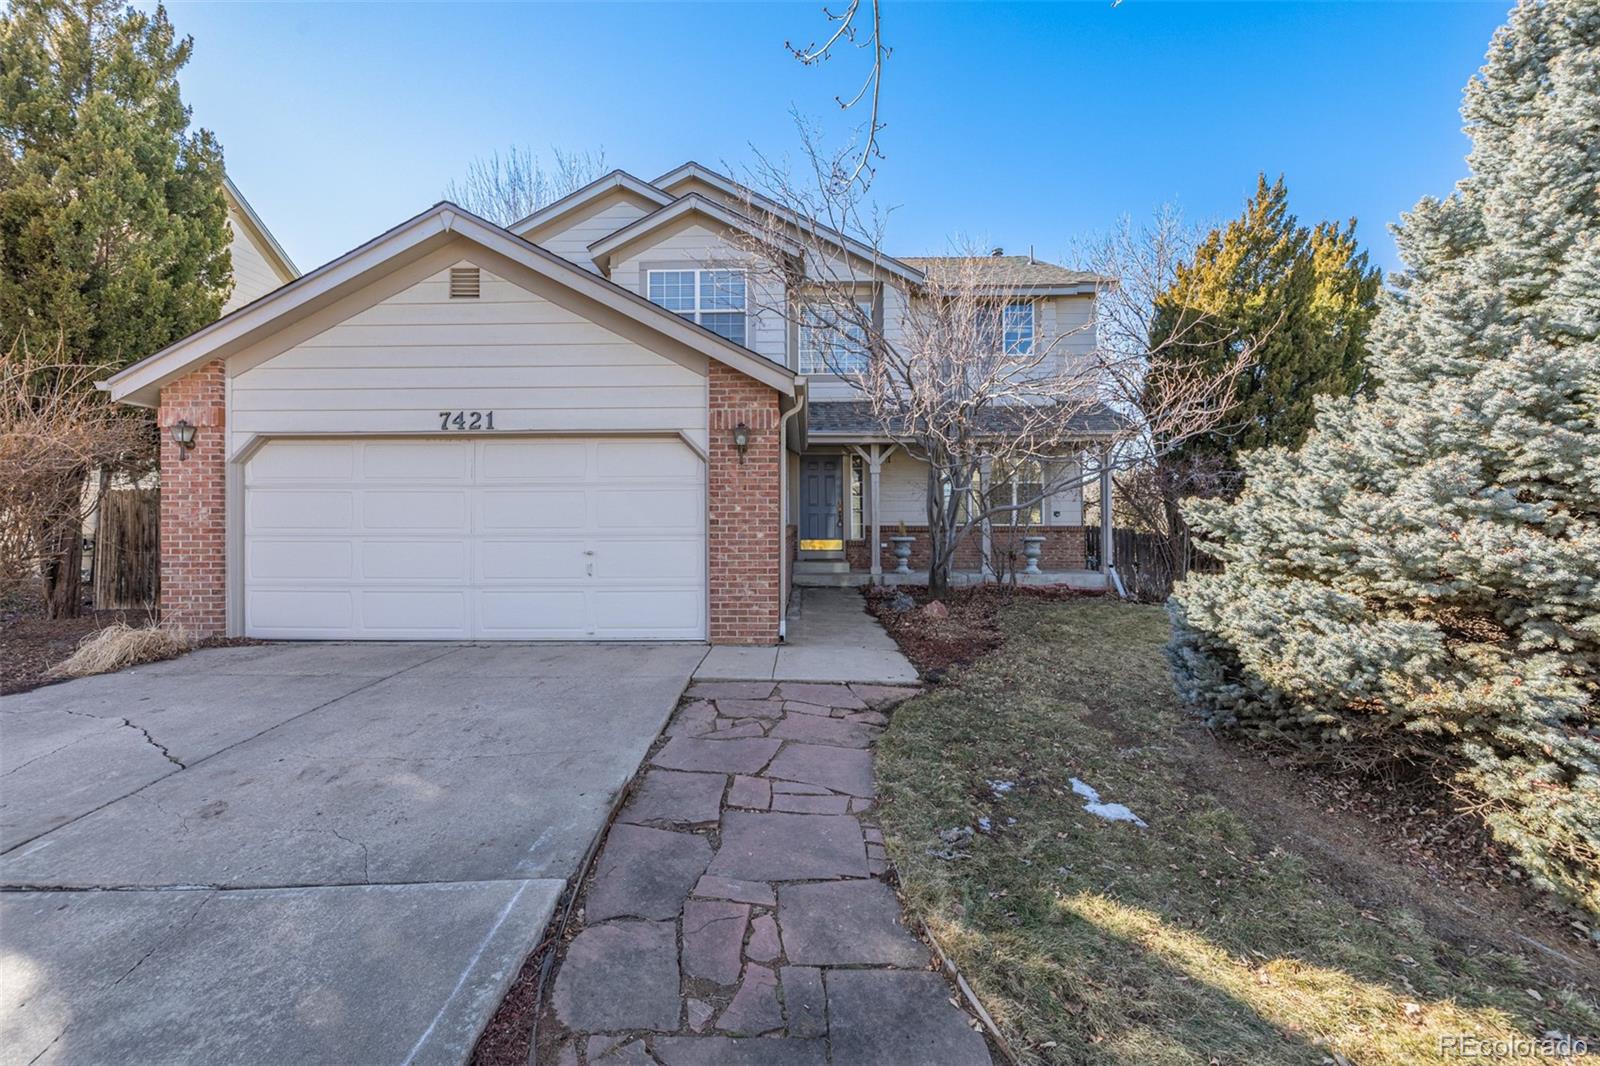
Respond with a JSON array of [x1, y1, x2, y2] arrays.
[[978, 455, 994, 580], [868, 445, 884, 584], [1098, 445, 1113, 586]]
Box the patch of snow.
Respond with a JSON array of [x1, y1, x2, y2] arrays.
[[1083, 802, 1148, 827], [976, 816, 992, 832], [1069, 777, 1147, 827], [987, 779, 1015, 797]]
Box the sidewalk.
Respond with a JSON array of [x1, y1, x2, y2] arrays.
[[694, 588, 918, 685]]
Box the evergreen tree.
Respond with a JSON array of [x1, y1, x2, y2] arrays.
[[1, 0, 232, 615], [1151, 175, 1382, 472], [1169, 0, 1600, 916]]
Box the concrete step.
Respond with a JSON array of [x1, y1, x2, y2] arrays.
[[793, 571, 861, 588], [794, 559, 850, 575]]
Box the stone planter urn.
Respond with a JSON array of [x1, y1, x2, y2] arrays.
[[888, 536, 915, 574], [1021, 535, 1047, 574]]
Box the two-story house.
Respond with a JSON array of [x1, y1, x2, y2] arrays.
[[104, 163, 1119, 647]]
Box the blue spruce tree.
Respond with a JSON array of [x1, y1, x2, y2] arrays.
[[1169, 0, 1599, 916]]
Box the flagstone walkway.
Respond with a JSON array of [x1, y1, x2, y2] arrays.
[[545, 680, 993, 1066]]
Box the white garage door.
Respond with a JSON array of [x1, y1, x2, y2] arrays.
[[243, 437, 705, 640]]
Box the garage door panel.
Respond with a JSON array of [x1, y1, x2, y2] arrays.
[[479, 489, 587, 531], [595, 439, 700, 479], [244, 437, 706, 640], [362, 540, 469, 581], [248, 490, 355, 530], [249, 539, 354, 581], [595, 540, 702, 581], [247, 441, 356, 482], [360, 590, 469, 635], [480, 539, 587, 581], [479, 440, 587, 481], [477, 590, 590, 636], [362, 490, 468, 530], [362, 440, 470, 480], [593, 589, 703, 638], [594, 489, 700, 531], [248, 589, 354, 633]]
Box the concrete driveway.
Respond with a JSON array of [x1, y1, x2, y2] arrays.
[[0, 641, 704, 1066]]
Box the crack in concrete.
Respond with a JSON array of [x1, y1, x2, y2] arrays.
[[1, 731, 104, 778]]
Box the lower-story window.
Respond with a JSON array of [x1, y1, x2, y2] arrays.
[[848, 455, 865, 539]]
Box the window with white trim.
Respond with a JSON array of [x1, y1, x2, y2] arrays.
[[988, 460, 1045, 525], [979, 300, 1035, 356], [798, 301, 870, 375], [647, 269, 747, 346]]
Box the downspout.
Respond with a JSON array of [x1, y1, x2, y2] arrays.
[[777, 389, 804, 642]]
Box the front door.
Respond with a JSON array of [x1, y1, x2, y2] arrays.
[[800, 456, 844, 551]]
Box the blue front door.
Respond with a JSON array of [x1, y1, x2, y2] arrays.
[[800, 457, 843, 549]]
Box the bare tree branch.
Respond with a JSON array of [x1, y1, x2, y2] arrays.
[[443, 146, 608, 226], [785, 0, 887, 190]]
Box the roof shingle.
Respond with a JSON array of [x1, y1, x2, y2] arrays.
[[807, 399, 1126, 438], [897, 256, 1107, 290]]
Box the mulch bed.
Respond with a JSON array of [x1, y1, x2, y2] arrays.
[[864, 583, 1095, 681], [0, 580, 261, 695]]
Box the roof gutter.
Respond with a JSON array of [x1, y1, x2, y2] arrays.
[[777, 381, 805, 642]]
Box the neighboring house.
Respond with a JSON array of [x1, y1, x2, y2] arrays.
[[222, 177, 300, 311], [103, 163, 1117, 646]]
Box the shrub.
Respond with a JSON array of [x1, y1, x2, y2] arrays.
[[1169, 0, 1600, 916], [46, 622, 193, 680]]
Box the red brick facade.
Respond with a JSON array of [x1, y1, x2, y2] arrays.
[[708, 363, 783, 644], [157, 360, 228, 637]]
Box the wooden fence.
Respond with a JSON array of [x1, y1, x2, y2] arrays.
[[1084, 527, 1219, 603], [92, 488, 159, 609]]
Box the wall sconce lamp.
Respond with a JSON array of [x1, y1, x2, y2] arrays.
[[170, 419, 197, 460], [731, 421, 750, 461]]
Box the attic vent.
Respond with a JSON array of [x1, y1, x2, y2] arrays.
[[449, 266, 481, 299]]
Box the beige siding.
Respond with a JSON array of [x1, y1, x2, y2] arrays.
[[227, 262, 708, 459], [532, 191, 655, 271], [609, 221, 788, 367], [869, 452, 1083, 527], [224, 206, 289, 312]]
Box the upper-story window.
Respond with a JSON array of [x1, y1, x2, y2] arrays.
[[647, 269, 747, 346], [1003, 301, 1034, 355], [978, 300, 1035, 356], [798, 301, 870, 375]]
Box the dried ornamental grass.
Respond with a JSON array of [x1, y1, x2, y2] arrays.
[[45, 622, 192, 680]]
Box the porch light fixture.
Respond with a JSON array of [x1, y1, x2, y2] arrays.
[[731, 421, 750, 460], [170, 419, 197, 459]]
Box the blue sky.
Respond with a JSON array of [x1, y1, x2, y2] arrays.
[[168, 1, 1510, 276]]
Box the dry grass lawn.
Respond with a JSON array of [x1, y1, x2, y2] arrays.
[[874, 599, 1598, 1065]]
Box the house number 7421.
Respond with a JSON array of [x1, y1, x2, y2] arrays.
[[439, 411, 494, 431]]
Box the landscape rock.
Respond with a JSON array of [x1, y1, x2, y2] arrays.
[[780, 966, 826, 1038], [709, 811, 868, 881], [777, 879, 927, 967], [652, 1037, 826, 1066], [765, 743, 875, 797], [745, 913, 781, 962], [682, 898, 749, 984], [618, 770, 726, 827], [826, 970, 991, 1065], [652, 736, 780, 775], [693, 874, 775, 907], [716, 963, 783, 1035]]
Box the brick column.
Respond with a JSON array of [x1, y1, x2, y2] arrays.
[[157, 360, 227, 637], [707, 362, 782, 645]]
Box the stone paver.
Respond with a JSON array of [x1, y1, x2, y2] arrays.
[[545, 681, 990, 1065], [584, 824, 711, 921], [652, 736, 780, 774], [778, 879, 928, 967], [682, 898, 748, 984], [717, 963, 783, 1034], [766, 742, 876, 797], [619, 769, 726, 826], [708, 811, 868, 881], [827, 970, 993, 1065], [551, 921, 680, 1032]]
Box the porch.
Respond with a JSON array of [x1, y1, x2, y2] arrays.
[[787, 439, 1118, 593]]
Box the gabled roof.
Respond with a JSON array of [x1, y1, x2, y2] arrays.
[[586, 193, 803, 269], [223, 176, 298, 281], [103, 201, 797, 407], [900, 256, 1106, 295], [507, 169, 674, 239], [652, 162, 928, 285]]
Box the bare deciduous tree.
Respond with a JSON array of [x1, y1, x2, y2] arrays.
[[443, 146, 609, 226], [725, 140, 1259, 597], [786, 0, 887, 189], [1, 338, 152, 616]]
